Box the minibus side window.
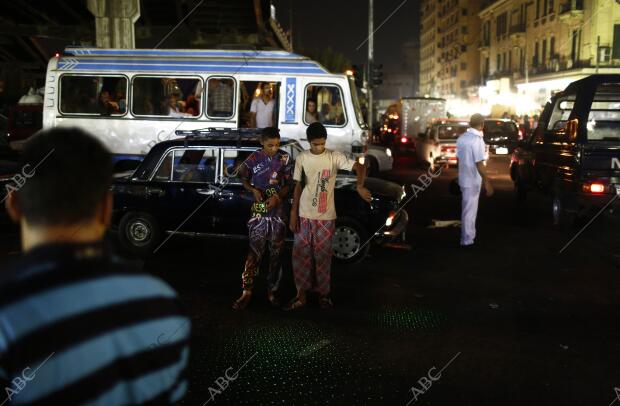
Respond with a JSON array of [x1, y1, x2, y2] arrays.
[[132, 77, 202, 118], [238, 81, 280, 128], [60, 75, 127, 116], [304, 84, 347, 127], [206, 78, 235, 119]]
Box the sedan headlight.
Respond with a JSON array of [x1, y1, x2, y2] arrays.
[[385, 211, 395, 227], [386, 148, 392, 157]]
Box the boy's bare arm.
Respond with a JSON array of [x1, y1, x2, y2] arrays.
[[239, 165, 262, 202], [352, 162, 372, 202], [290, 181, 302, 214]]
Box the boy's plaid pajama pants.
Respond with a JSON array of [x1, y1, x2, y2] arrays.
[[292, 217, 335, 296], [242, 217, 285, 291]]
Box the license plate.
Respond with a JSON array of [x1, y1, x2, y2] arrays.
[[495, 147, 509, 155]]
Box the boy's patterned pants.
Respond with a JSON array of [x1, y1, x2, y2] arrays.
[[292, 217, 335, 296], [242, 217, 285, 291]]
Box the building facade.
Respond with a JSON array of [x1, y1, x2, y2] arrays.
[[420, 0, 482, 100], [479, 0, 620, 113]]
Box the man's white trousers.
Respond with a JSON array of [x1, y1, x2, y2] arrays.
[[460, 185, 481, 246]]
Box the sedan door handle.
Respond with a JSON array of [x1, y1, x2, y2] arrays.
[[196, 188, 216, 196]]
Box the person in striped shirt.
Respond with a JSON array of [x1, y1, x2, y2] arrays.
[[1, 127, 190, 405]]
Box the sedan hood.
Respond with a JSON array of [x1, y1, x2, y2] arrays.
[[335, 175, 404, 202]]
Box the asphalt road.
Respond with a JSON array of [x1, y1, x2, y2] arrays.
[[1, 154, 619, 405]]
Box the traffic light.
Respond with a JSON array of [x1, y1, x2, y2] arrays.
[[370, 63, 383, 87], [351, 64, 365, 88]]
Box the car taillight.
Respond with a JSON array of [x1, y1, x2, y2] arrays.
[[441, 145, 455, 153], [400, 137, 408, 143], [518, 128, 524, 140], [387, 128, 392, 133], [583, 183, 605, 193]]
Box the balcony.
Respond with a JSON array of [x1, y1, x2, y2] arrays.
[[478, 39, 490, 51], [559, 0, 584, 23], [509, 23, 525, 38]]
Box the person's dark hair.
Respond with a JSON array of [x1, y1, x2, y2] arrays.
[[260, 127, 280, 141], [16, 127, 113, 226], [469, 113, 485, 128], [306, 122, 327, 141], [306, 98, 317, 106]]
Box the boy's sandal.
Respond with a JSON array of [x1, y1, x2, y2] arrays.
[[319, 296, 333, 310], [232, 295, 251, 311], [267, 292, 281, 307], [284, 299, 306, 311]]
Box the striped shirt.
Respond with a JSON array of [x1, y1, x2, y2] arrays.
[[0, 243, 190, 405]]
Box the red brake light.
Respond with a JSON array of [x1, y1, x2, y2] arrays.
[[584, 183, 605, 193], [400, 137, 408, 143], [591, 183, 605, 193]]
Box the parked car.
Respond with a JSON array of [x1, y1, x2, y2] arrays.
[[483, 118, 520, 155], [111, 130, 409, 263], [510, 74, 620, 226], [416, 119, 469, 167]]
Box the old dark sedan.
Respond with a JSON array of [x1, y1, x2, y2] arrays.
[[111, 131, 409, 263]]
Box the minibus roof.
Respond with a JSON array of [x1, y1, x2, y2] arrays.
[[58, 47, 331, 75]]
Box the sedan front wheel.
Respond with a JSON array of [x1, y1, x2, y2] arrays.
[[332, 217, 371, 264]]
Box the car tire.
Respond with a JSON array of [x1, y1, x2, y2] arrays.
[[332, 217, 370, 265], [551, 192, 576, 228], [514, 177, 527, 204], [118, 211, 162, 257], [367, 156, 380, 178]]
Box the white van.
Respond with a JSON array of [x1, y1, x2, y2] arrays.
[[42, 47, 392, 173]]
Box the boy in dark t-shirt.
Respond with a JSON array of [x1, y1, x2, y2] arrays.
[[232, 127, 293, 310]]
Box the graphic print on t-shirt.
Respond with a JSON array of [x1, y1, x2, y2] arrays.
[[312, 169, 331, 214]]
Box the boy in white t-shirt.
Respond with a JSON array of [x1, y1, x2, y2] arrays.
[[288, 122, 372, 309]]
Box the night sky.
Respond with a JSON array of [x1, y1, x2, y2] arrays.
[[272, 0, 419, 74]]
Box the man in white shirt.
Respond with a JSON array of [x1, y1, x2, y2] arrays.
[[456, 113, 494, 247], [250, 83, 276, 128]]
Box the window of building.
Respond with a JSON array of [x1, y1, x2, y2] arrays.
[[613, 25, 620, 59], [461, 45, 467, 52], [542, 38, 547, 64], [550, 37, 556, 59], [571, 29, 580, 63], [461, 62, 467, 70], [304, 84, 346, 126], [497, 54, 501, 71], [548, 0, 554, 13], [206, 77, 235, 119], [461, 8, 467, 16], [543, 0, 549, 16], [60, 75, 127, 116], [132, 77, 202, 117], [460, 80, 466, 88], [536, 0, 540, 19], [496, 12, 508, 38], [461, 26, 468, 34]]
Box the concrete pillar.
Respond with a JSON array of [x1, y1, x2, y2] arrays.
[[87, 0, 141, 49]]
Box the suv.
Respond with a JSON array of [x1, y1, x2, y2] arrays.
[[111, 129, 409, 263], [510, 75, 620, 225]]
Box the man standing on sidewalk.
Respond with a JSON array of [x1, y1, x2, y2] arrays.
[[456, 114, 494, 247]]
